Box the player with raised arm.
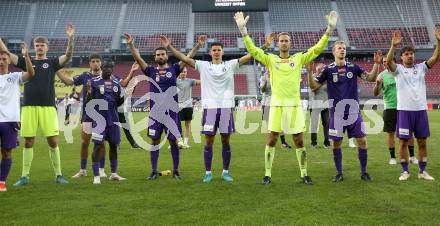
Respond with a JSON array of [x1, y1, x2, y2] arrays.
[[259, 33, 293, 150], [160, 33, 253, 183], [385, 29, 440, 181], [235, 11, 338, 185], [0, 24, 75, 186], [309, 41, 382, 182], [124, 33, 204, 180], [0, 44, 35, 191], [373, 57, 416, 165]]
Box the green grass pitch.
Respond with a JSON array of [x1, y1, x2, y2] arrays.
[[2, 110, 439, 225]]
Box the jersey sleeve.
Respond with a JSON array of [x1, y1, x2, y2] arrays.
[[228, 59, 240, 73], [314, 66, 328, 84], [300, 34, 329, 65], [51, 57, 63, 72], [243, 36, 271, 66], [190, 79, 196, 86], [420, 62, 429, 73], [356, 64, 368, 80], [194, 60, 206, 72], [173, 63, 182, 75], [73, 73, 85, 86], [16, 56, 26, 70], [143, 66, 152, 78]]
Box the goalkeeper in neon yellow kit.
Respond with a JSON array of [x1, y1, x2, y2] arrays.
[[234, 11, 338, 185]]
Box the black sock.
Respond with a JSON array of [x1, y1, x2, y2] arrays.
[[280, 135, 286, 144], [408, 145, 415, 157], [389, 147, 396, 158]]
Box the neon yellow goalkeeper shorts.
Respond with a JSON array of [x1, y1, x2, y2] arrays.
[[21, 106, 59, 137], [267, 106, 306, 134]]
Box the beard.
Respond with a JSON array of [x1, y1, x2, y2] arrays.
[[156, 59, 167, 66]]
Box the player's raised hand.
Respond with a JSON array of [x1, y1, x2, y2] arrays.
[[234, 12, 249, 36], [66, 23, 75, 39], [373, 50, 383, 64], [265, 32, 276, 46], [315, 63, 325, 74], [21, 43, 29, 56], [326, 11, 338, 33], [160, 35, 171, 49], [435, 27, 440, 41], [391, 31, 402, 47], [197, 35, 206, 47], [130, 63, 140, 72], [124, 33, 134, 45]]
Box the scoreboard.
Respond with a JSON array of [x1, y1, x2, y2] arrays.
[[192, 0, 268, 12]]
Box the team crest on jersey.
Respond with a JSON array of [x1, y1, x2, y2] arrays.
[[222, 67, 227, 72], [413, 70, 417, 75], [113, 86, 118, 93], [332, 73, 338, 82], [165, 72, 172, 78], [42, 63, 49, 69], [7, 77, 13, 83], [346, 72, 353, 79], [289, 63, 295, 68], [99, 85, 105, 94]]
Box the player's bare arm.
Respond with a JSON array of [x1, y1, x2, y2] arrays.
[[161, 35, 196, 68], [386, 31, 401, 72], [180, 35, 206, 70], [21, 43, 35, 81], [59, 23, 75, 66], [363, 50, 382, 82], [0, 37, 19, 65], [426, 27, 440, 68], [120, 63, 139, 88], [124, 32, 148, 71]]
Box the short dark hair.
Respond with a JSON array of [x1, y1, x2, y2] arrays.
[[209, 42, 224, 49], [89, 52, 102, 62], [154, 47, 167, 54], [0, 50, 10, 57], [33, 36, 49, 44], [400, 46, 415, 56]]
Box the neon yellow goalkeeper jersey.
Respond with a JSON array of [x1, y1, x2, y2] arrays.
[[244, 35, 329, 106]]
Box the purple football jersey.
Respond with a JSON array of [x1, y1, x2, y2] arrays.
[[315, 62, 366, 115]]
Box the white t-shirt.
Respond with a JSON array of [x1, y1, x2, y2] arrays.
[[0, 72, 23, 122], [391, 62, 428, 111], [195, 59, 239, 108]]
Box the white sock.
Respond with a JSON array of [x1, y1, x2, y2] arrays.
[[223, 170, 229, 174], [205, 171, 212, 175], [184, 137, 188, 144]]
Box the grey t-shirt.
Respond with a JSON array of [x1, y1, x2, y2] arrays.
[[177, 78, 196, 109], [260, 76, 271, 106], [309, 82, 328, 109]]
